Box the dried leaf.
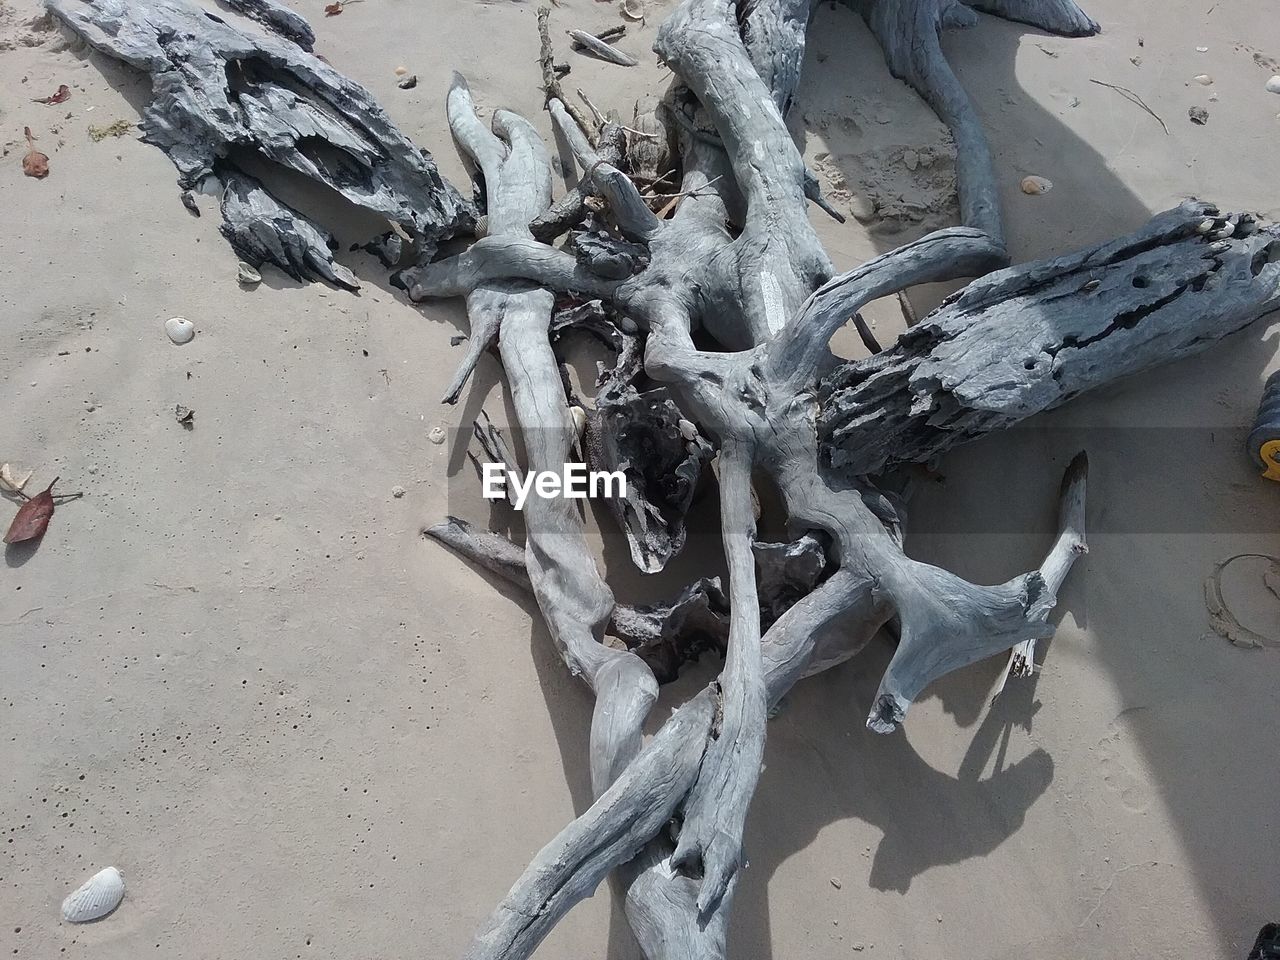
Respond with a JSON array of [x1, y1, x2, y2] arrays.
[[22, 127, 49, 179], [3, 477, 58, 545], [324, 2, 343, 14], [0, 463, 34, 493], [33, 84, 71, 105]]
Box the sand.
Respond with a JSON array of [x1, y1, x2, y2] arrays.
[[1, 0, 1278, 957]]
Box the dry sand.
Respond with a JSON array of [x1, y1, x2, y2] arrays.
[[1, 0, 1278, 957]]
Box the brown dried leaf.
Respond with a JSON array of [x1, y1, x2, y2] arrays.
[[22, 127, 49, 179], [3, 477, 57, 545], [324, 2, 343, 14], [33, 84, 71, 105]]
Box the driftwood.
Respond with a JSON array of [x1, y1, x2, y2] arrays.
[[48, 0, 473, 284], [52, 0, 1280, 957], [401, 0, 1279, 955]]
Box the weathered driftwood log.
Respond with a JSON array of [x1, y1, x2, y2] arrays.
[[407, 0, 1279, 951], [48, 0, 473, 284], [55, 0, 1280, 956], [820, 204, 1280, 477]]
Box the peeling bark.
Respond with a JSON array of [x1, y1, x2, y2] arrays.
[[48, 0, 472, 282]]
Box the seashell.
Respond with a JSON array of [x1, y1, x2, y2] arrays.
[[1193, 74, 1213, 85], [1188, 105, 1209, 125], [394, 65, 408, 76], [570, 406, 587, 439], [1212, 221, 1235, 239], [61, 866, 124, 923], [849, 194, 877, 223], [1197, 218, 1215, 234], [1082, 278, 1101, 292], [236, 262, 261, 285], [621, 0, 645, 21], [1266, 76, 1280, 95], [1195, 45, 1208, 53], [164, 317, 195, 345], [428, 426, 446, 445], [1020, 175, 1053, 196], [677, 418, 698, 442]]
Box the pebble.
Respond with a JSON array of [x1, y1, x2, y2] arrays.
[[1020, 175, 1053, 195], [394, 65, 408, 75], [1188, 105, 1209, 125], [1266, 76, 1280, 95], [428, 426, 446, 445], [398, 75, 418, 90], [902, 149, 920, 171], [849, 194, 877, 223], [164, 316, 195, 344], [391, 485, 406, 498]]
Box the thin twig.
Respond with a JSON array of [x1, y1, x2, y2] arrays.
[[641, 173, 723, 201], [538, 6, 596, 142], [1088, 78, 1169, 135], [851, 313, 883, 354]]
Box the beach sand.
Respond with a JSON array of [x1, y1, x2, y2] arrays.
[[1, 0, 1278, 957]]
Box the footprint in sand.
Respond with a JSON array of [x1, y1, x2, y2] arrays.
[[1096, 724, 1152, 813]]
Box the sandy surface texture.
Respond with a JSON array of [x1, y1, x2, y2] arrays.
[[2, 0, 1278, 958]]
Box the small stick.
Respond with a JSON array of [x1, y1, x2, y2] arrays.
[[1088, 78, 1169, 135], [567, 29, 638, 67], [594, 24, 626, 42], [576, 88, 606, 126], [641, 173, 723, 201], [851, 313, 883, 354], [538, 7, 595, 139]]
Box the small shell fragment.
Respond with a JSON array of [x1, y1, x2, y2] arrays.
[[678, 418, 698, 442], [61, 866, 124, 923], [1020, 175, 1053, 195], [1188, 105, 1209, 125], [428, 426, 446, 445], [1082, 278, 1101, 292], [164, 317, 195, 345], [570, 406, 588, 440], [1266, 76, 1280, 95], [236, 262, 262, 285], [1195, 45, 1209, 53], [394, 65, 408, 76], [1193, 74, 1213, 85], [621, 0, 645, 21]]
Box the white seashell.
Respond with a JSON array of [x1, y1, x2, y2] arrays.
[[428, 426, 446, 445], [1266, 76, 1280, 95], [1020, 175, 1052, 196], [570, 406, 588, 439], [1197, 218, 1215, 234], [1193, 74, 1213, 85], [621, 0, 645, 21], [61, 866, 124, 923], [1195, 45, 1208, 53], [677, 418, 698, 441], [164, 317, 195, 345], [236, 262, 262, 285]]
